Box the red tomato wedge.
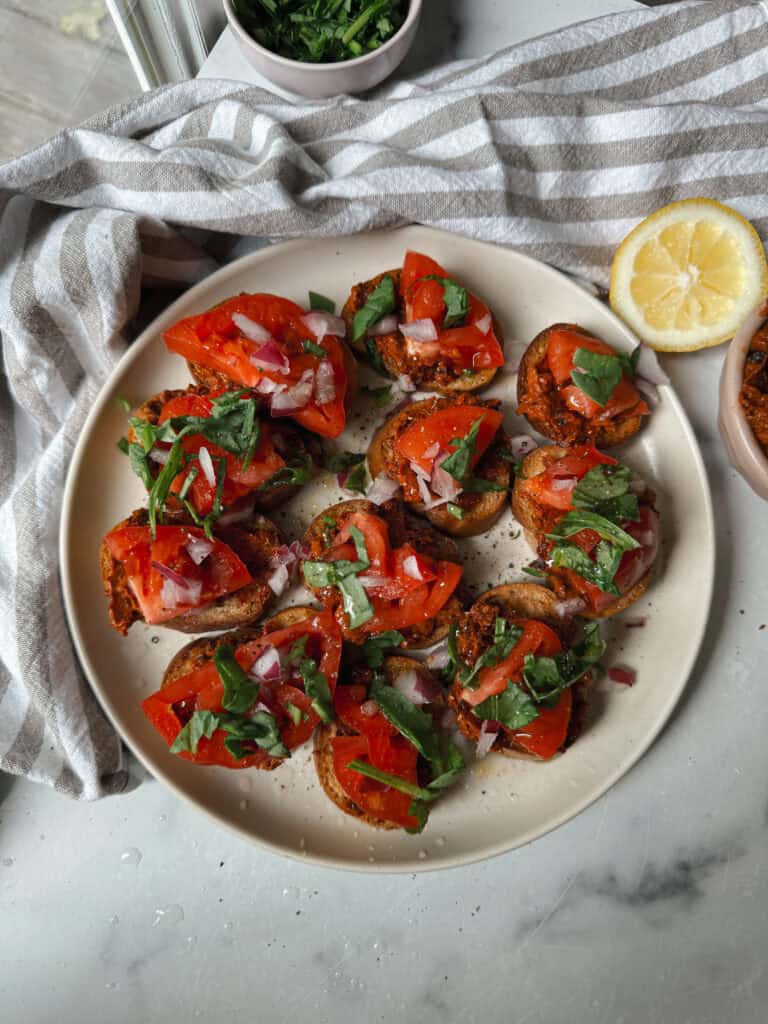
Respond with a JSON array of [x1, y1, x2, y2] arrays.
[[396, 405, 503, 476], [141, 610, 342, 767], [323, 511, 462, 635], [104, 525, 252, 625], [522, 445, 617, 511], [154, 392, 287, 515], [399, 251, 504, 372], [545, 328, 648, 422], [511, 689, 573, 759], [461, 619, 563, 706], [163, 293, 349, 439]]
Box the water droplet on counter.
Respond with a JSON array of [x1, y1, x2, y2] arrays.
[[105, 981, 118, 991], [418, 850, 428, 860], [120, 847, 142, 866], [2, 858, 13, 868], [158, 814, 167, 824], [224, 921, 233, 931], [109, 914, 119, 926], [186, 936, 197, 949], [435, 836, 446, 847], [153, 904, 184, 928]]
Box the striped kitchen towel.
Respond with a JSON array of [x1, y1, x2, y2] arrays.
[[1, 0, 766, 798]]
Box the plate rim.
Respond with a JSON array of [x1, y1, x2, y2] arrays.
[[59, 225, 715, 873]]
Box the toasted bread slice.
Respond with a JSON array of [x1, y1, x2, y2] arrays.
[[367, 396, 510, 537], [516, 323, 645, 447], [100, 507, 284, 635], [341, 269, 498, 394], [313, 656, 439, 830], [130, 386, 313, 512], [302, 498, 465, 648], [511, 446, 655, 620], [447, 584, 591, 759]]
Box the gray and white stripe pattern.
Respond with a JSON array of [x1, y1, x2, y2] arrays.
[[0, 0, 766, 797]]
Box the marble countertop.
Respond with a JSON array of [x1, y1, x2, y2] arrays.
[[4, 4, 768, 1023]]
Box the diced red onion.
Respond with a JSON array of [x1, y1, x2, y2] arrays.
[[302, 311, 346, 339], [414, 471, 452, 510], [624, 616, 647, 629], [427, 648, 450, 671], [248, 338, 290, 375], [160, 576, 202, 610], [366, 473, 400, 505], [422, 442, 441, 462], [267, 541, 304, 594], [198, 445, 216, 487], [608, 665, 636, 686], [218, 498, 255, 525], [148, 447, 169, 465], [360, 700, 379, 717], [393, 669, 442, 706], [314, 360, 336, 405], [637, 531, 655, 547], [399, 319, 438, 343], [271, 369, 315, 415], [634, 344, 669, 386], [475, 313, 492, 334], [185, 536, 214, 565], [255, 701, 273, 714], [369, 314, 398, 337], [267, 562, 290, 596], [359, 574, 390, 591], [251, 645, 282, 681], [402, 555, 423, 581], [554, 597, 587, 618], [256, 377, 286, 396], [551, 476, 578, 493], [396, 374, 416, 393], [476, 720, 500, 759], [151, 559, 191, 588], [431, 452, 462, 501], [508, 434, 538, 459], [232, 313, 272, 343]]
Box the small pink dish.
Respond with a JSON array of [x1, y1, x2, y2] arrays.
[[718, 299, 768, 500]]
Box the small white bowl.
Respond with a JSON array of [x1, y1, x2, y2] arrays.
[[718, 299, 768, 500], [223, 0, 422, 99]]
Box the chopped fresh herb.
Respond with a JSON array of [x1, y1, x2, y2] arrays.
[[551, 539, 625, 596], [214, 644, 259, 715], [370, 678, 442, 768], [447, 503, 465, 520], [353, 275, 396, 342], [324, 450, 365, 473], [285, 635, 309, 665], [522, 621, 604, 703], [362, 384, 393, 406], [521, 565, 547, 578], [117, 436, 130, 455], [303, 339, 327, 358], [473, 682, 540, 730], [462, 477, 506, 494], [222, 710, 288, 760], [457, 619, 523, 691], [170, 710, 220, 755], [362, 630, 405, 668], [364, 337, 389, 376], [116, 395, 132, 412], [570, 348, 623, 407], [321, 514, 336, 546], [441, 417, 482, 483], [258, 452, 314, 489], [338, 574, 374, 629], [547, 510, 640, 552], [571, 463, 640, 523], [302, 526, 373, 628], [346, 760, 434, 801], [177, 466, 198, 502], [308, 291, 335, 314], [299, 659, 333, 723], [344, 461, 368, 493], [126, 442, 153, 489], [617, 346, 641, 378], [285, 702, 304, 726], [423, 275, 468, 328]]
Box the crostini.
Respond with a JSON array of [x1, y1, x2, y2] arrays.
[[516, 323, 649, 446], [511, 444, 659, 618], [447, 584, 603, 760], [314, 655, 463, 831], [367, 395, 511, 536], [342, 250, 504, 393], [300, 498, 465, 647], [125, 386, 314, 519], [142, 607, 343, 770], [100, 507, 284, 635], [162, 293, 358, 439]]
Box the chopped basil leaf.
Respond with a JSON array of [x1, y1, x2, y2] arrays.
[[338, 573, 374, 629], [441, 417, 482, 483], [170, 710, 220, 754], [126, 442, 153, 489], [362, 384, 392, 406], [299, 658, 333, 723], [457, 619, 523, 691], [303, 338, 327, 358], [617, 346, 641, 378], [370, 678, 442, 768], [285, 702, 304, 726], [462, 477, 506, 494], [285, 635, 308, 664], [221, 710, 288, 759], [364, 337, 389, 376], [521, 565, 546, 578], [447, 503, 465, 520], [148, 440, 187, 535], [258, 452, 314, 490], [347, 759, 432, 800], [548, 510, 639, 552], [177, 466, 198, 501], [210, 456, 227, 518], [443, 624, 466, 684], [571, 463, 640, 523], [522, 622, 604, 703], [302, 526, 372, 628], [215, 644, 259, 715], [343, 460, 368, 493], [473, 681, 540, 730], [348, 524, 369, 566], [353, 275, 396, 342], [423, 275, 468, 328], [551, 539, 624, 596], [117, 395, 132, 412], [406, 799, 429, 834], [324, 450, 365, 473], [570, 348, 623, 407], [116, 437, 129, 455], [362, 630, 405, 668], [308, 291, 335, 314]]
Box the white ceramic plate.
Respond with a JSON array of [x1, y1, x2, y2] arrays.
[[60, 226, 714, 872]]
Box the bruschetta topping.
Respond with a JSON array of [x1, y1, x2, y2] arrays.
[[103, 525, 253, 625], [163, 293, 351, 438], [141, 610, 342, 768]]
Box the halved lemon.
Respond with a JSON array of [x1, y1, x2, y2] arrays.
[[609, 198, 768, 352]]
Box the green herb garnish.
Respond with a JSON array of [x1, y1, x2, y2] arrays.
[[215, 644, 259, 714], [170, 710, 221, 755], [362, 630, 405, 668], [299, 659, 333, 723], [308, 291, 335, 313], [423, 275, 468, 328], [570, 348, 627, 407], [353, 275, 396, 342], [303, 338, 327, 358]]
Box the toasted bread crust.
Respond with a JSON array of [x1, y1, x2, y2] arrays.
[[313, 656, 438, 829], [302, 498, 466, 648], [367, 396, 511, 537], [447, 584, 591, 759], [130, 385, 312, 512], [100, 507, 284, 635], [516, 324, 645, 447], [341, 269, 498, 394], [511, 446, 655, 620]]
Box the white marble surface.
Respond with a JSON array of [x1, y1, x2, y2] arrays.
[[6, 3, 768, 1023]]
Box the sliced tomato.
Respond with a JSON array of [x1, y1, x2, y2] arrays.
[[522, 445, 617, 511], [331, 733, 420, 830], [336, 512, 390, 572], [397, 405, 503, 476], [546, 328, 648, 421], [510, 689, 572, 759], [400, 251, 446, 296], [163, 294, 349, 439], [104, 525, 252, 625], [462, 619, 563, 706]]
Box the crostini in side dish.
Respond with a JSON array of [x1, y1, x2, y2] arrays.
[[342, 250, 504, 393], [516, 323, 649, 446], [314, 655, 463, 832], [162, 293, 357, 439], [447, 584, 603, 760], [300, 498, 465, 647], [368, 395, 511, 536], [100, 507, 284, 635], [511, 444, 659, 618], [142, 607, 343, 770]]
